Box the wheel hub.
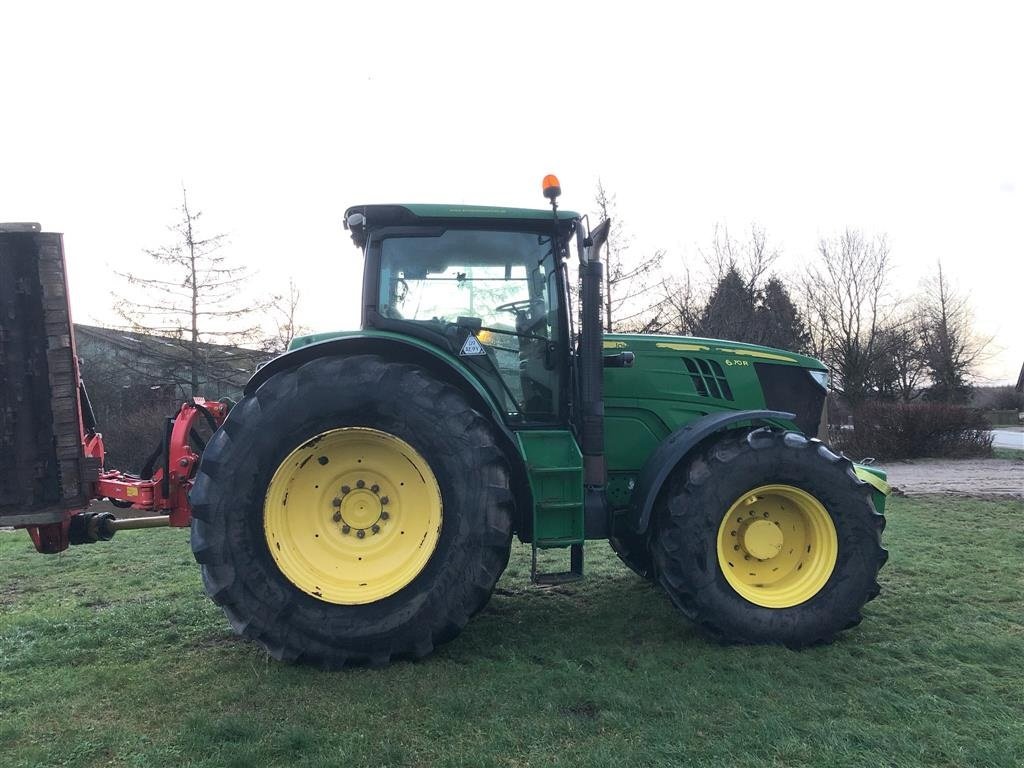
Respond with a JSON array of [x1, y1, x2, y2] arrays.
[[741, 519, 784, 560], [339, 486, 384, 531], [716, 484, 839, 608]]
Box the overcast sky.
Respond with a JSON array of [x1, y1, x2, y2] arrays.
[[2, 1, 1021, 382]]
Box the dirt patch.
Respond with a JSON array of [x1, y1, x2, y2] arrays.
[[0, 583, 21, 607], [876, 458, 1024, 498]]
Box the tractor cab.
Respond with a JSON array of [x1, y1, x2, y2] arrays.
[[344, 204, 582, 425]]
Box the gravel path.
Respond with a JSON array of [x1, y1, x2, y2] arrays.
[[875, 458, 1024, 498]]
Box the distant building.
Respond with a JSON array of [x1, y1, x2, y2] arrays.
[[74, 324, 268, 403]]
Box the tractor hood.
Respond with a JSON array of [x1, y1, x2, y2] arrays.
[[602, 334, 823, 369], [602, 334, 828, 437]]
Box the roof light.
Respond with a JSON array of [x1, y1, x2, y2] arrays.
[[542, 174, 561, 200]]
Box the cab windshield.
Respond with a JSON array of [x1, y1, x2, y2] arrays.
[[377, 228, 562, 420]]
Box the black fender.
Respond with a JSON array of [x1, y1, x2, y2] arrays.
[[626, 409, 795, 534], [243, 334, 535, 537]]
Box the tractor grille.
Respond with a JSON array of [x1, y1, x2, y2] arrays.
[[681, 357, 734, 401], [754, 362, 827, 436]]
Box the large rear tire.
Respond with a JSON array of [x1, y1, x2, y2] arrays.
[[189, 354, 514, 666], [651, 429, 886, 647]]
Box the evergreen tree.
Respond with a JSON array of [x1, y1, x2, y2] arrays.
[[757, 277, 810, 352], [694, 266, 756, 341]]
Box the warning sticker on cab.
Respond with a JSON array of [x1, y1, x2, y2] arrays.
[[460, 334, 486, 356]]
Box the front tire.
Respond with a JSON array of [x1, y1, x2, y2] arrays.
[[651, 429, 886, 647], [189, 354, 514, 666]]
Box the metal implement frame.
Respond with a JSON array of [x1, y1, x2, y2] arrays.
[[23, 398, 228, 553]]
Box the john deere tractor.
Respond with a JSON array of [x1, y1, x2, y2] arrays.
[[0, 178, 888, 667]]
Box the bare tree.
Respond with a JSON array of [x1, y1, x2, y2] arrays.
[[919, 262, 992, 403], [261, 277, 309, 354], [803, 229, 892, 410], [657, 267, 700, 336], [593, 180, 666, 332], [700, 223, 779, 294], [872, 317, 928, 402], [114, 187, 264, 396]]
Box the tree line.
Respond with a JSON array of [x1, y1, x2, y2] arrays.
[[111, 184, 990, 416], [594, 184, 990, 412]]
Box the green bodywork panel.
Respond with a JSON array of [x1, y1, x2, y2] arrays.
[[854, 465, 890, 514], [599, 333, 821, 504]]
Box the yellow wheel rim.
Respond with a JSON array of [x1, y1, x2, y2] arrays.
[[716, 484, 838, 608], [263, 427, 442, 605]]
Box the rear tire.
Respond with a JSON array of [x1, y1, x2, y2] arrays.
[[189, 354, 514, 666], [651, 429, 886, 647]]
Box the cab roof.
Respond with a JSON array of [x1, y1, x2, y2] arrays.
[[343, 204, 580, 248]]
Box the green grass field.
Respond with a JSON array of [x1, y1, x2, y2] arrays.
[[2, 496, 1022, 768], [993, 446, 1024, 460]]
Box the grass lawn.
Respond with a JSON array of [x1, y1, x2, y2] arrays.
[[992, 447, 1023, 460], [2, 496, 1022, 768]]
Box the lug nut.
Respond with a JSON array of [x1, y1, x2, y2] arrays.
[[341, 525, 350, 534], [318, 456, 329, 465], [356, 479, 365, 489], [332, 497, 342, 507], [371, 524, 380, 534], [381, 511, 390, 520], [370, 484, 379, 493], [332, 511, 342, 522], [341, 485, 351, 494], [380, 496, 389, 505], [356, 529, 365, 539]]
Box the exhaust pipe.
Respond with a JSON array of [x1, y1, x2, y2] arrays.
[[580, 219, 610, 486]]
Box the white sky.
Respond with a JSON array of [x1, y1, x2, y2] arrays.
[[2, 1, 1021, 383]]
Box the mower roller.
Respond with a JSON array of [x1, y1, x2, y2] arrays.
[[0, 180, 889, 666]]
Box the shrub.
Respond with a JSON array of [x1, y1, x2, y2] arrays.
[[831, 402, 993, 460]]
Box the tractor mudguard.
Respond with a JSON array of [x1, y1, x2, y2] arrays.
[[246, 332, 505, 425], [626, 409, 795, 535]]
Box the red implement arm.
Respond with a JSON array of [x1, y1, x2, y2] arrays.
[[25, 398, 228, 553]]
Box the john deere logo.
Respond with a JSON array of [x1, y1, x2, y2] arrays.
[[460, 335, 486, 356]]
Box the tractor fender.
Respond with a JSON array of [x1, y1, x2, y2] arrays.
[[244, 333, 534, 534], [627, 409, 795, 535]]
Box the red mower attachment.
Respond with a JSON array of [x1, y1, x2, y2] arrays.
[[26, 398, 228, 554], [1, 224, 231, 554]]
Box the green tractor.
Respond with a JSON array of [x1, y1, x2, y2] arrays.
[[188, 178, 888, 665], [1, 179, 888, 667]]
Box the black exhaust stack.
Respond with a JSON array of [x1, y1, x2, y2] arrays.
[[580, 219, 610, 487]]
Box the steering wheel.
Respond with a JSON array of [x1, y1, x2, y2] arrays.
[[494, 299, 535, 316]]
